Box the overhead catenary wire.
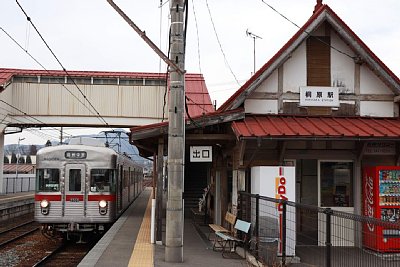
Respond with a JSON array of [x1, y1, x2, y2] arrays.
[[0, 100, 74, 138], [191, 0, 208, 113], [0, 110, 60, 140], [205, 0, 241, 86], [191, 0, 202, 75], [0, 26, 104, 120], [15, 0, 111, 128], [260, 0, 355, 60]]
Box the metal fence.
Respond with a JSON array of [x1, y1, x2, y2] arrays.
[[239, 192, 400, 267], [2, 174, 35, 194]]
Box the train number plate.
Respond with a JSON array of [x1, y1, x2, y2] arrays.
[[70, 198, 80, 202]]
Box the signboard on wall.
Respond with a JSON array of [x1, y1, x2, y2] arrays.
[[190, 146, 212, 162], [364, 141, 396, 155], [300, 86, 339, 107], [251, 166, 296, 256]]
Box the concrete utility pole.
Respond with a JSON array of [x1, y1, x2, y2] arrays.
[[165, 0, 185, 262], [106, 0, 186, 262]]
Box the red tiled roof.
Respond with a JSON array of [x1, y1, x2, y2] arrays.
[[232, 115, 400, 139], [130, 108, 244, 140], [218, 4, 400, 111], [185, 75, 214, 116], [0, 68, 214, 117]]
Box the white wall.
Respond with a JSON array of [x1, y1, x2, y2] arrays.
[[244, 99, 278, 114], [360, 101, 394, 117], [360, 65, 393, 95], [283, 42, 307, 93], [253, 69, 278, 93], [331, 31, 355, 94]]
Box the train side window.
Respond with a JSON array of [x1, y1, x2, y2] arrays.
[[69, 169, 81, 192], [90, 169, 114, 192], [36, 168, 60, 192]]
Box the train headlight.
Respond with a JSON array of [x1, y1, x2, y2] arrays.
[[40, 199, 50, 215], [40, 199, 49, 208], [99, 200, 108, 215], [99, 200, 107, 208]]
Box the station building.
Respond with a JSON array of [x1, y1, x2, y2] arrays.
[[130, 2, 400, 247]]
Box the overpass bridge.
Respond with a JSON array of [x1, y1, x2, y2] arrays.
[[0, 68, 214, 193]]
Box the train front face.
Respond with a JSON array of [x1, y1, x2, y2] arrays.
[[34, 145, 118, 235]]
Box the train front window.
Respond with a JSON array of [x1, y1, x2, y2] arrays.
[[90, 169, 115, 192], [36, 169, 60, 192], [69, 169, 82, 191]]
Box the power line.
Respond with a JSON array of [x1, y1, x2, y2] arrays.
[[0, 100, 74, 137], [0, 109, 64, 141], [185, 95, 210, 114], [260, 0, 355, 60], [191, 0, 208, 114], [15, 0, 111, 128], [26, 128, 60, 141], [205, 0, 241, 86], [0, 100, 75, 141], [0, 26, 104, 118], [1, 26, 47, 71], [191, 0, 202, 75]]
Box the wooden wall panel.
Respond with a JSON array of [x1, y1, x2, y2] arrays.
[[307, 36, 331, 86]]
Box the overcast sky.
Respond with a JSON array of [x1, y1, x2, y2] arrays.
[[1, 0, 399, 145]]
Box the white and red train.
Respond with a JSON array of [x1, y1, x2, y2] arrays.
[[34, 138, 143, 239]]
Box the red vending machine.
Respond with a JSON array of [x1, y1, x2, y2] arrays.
[[363, 166, 400, 252]]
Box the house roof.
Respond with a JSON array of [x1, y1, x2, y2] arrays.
[[0, 68, 214, 118], [0, 68, 165, 89], [232, 115, 400, 140], [3, 164, 35, 173], [218, 4, 400, 111], [130, 108, 244, 141]]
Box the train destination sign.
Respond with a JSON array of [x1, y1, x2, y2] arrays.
[[65, 151, 87, 159]]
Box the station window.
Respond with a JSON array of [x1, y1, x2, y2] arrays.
[[90, 169, 115, 192], [36, 168, 60, 192]]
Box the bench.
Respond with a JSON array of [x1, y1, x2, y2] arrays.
[[213, 219, 251, 258], [208, 211, 236, 241]]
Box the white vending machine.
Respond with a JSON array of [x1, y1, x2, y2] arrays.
[[251, 166, 296, 256]]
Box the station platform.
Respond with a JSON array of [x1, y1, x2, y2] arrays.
[[0, 191, 34, 222], [0, 191, 34, 203], [79, 187, 248, 267]]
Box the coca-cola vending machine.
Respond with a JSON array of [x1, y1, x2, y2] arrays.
[[363, 166, 400, 252]]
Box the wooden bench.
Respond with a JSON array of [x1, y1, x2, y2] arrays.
[[208, 211, 236, 241], [213, 219, 251, 258]]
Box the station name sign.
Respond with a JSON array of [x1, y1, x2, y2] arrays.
[[190, 146, 212, 162], [300, 86, 339, 107]]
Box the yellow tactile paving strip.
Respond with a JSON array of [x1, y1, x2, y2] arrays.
[[128, 192, 154, 267]]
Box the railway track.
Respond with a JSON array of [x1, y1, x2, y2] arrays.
[[0, 220, 39, 248], [32, 238, 97, 267]]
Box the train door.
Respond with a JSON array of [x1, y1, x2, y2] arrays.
[[128, 167, 131, 203], [64, 164, 86, 218], [118, 165, 123, 212]]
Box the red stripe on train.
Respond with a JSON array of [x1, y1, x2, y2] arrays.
[[88, 195, 116, 201], [34, 194, 116, 201], [35, 195, 62, 201]]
